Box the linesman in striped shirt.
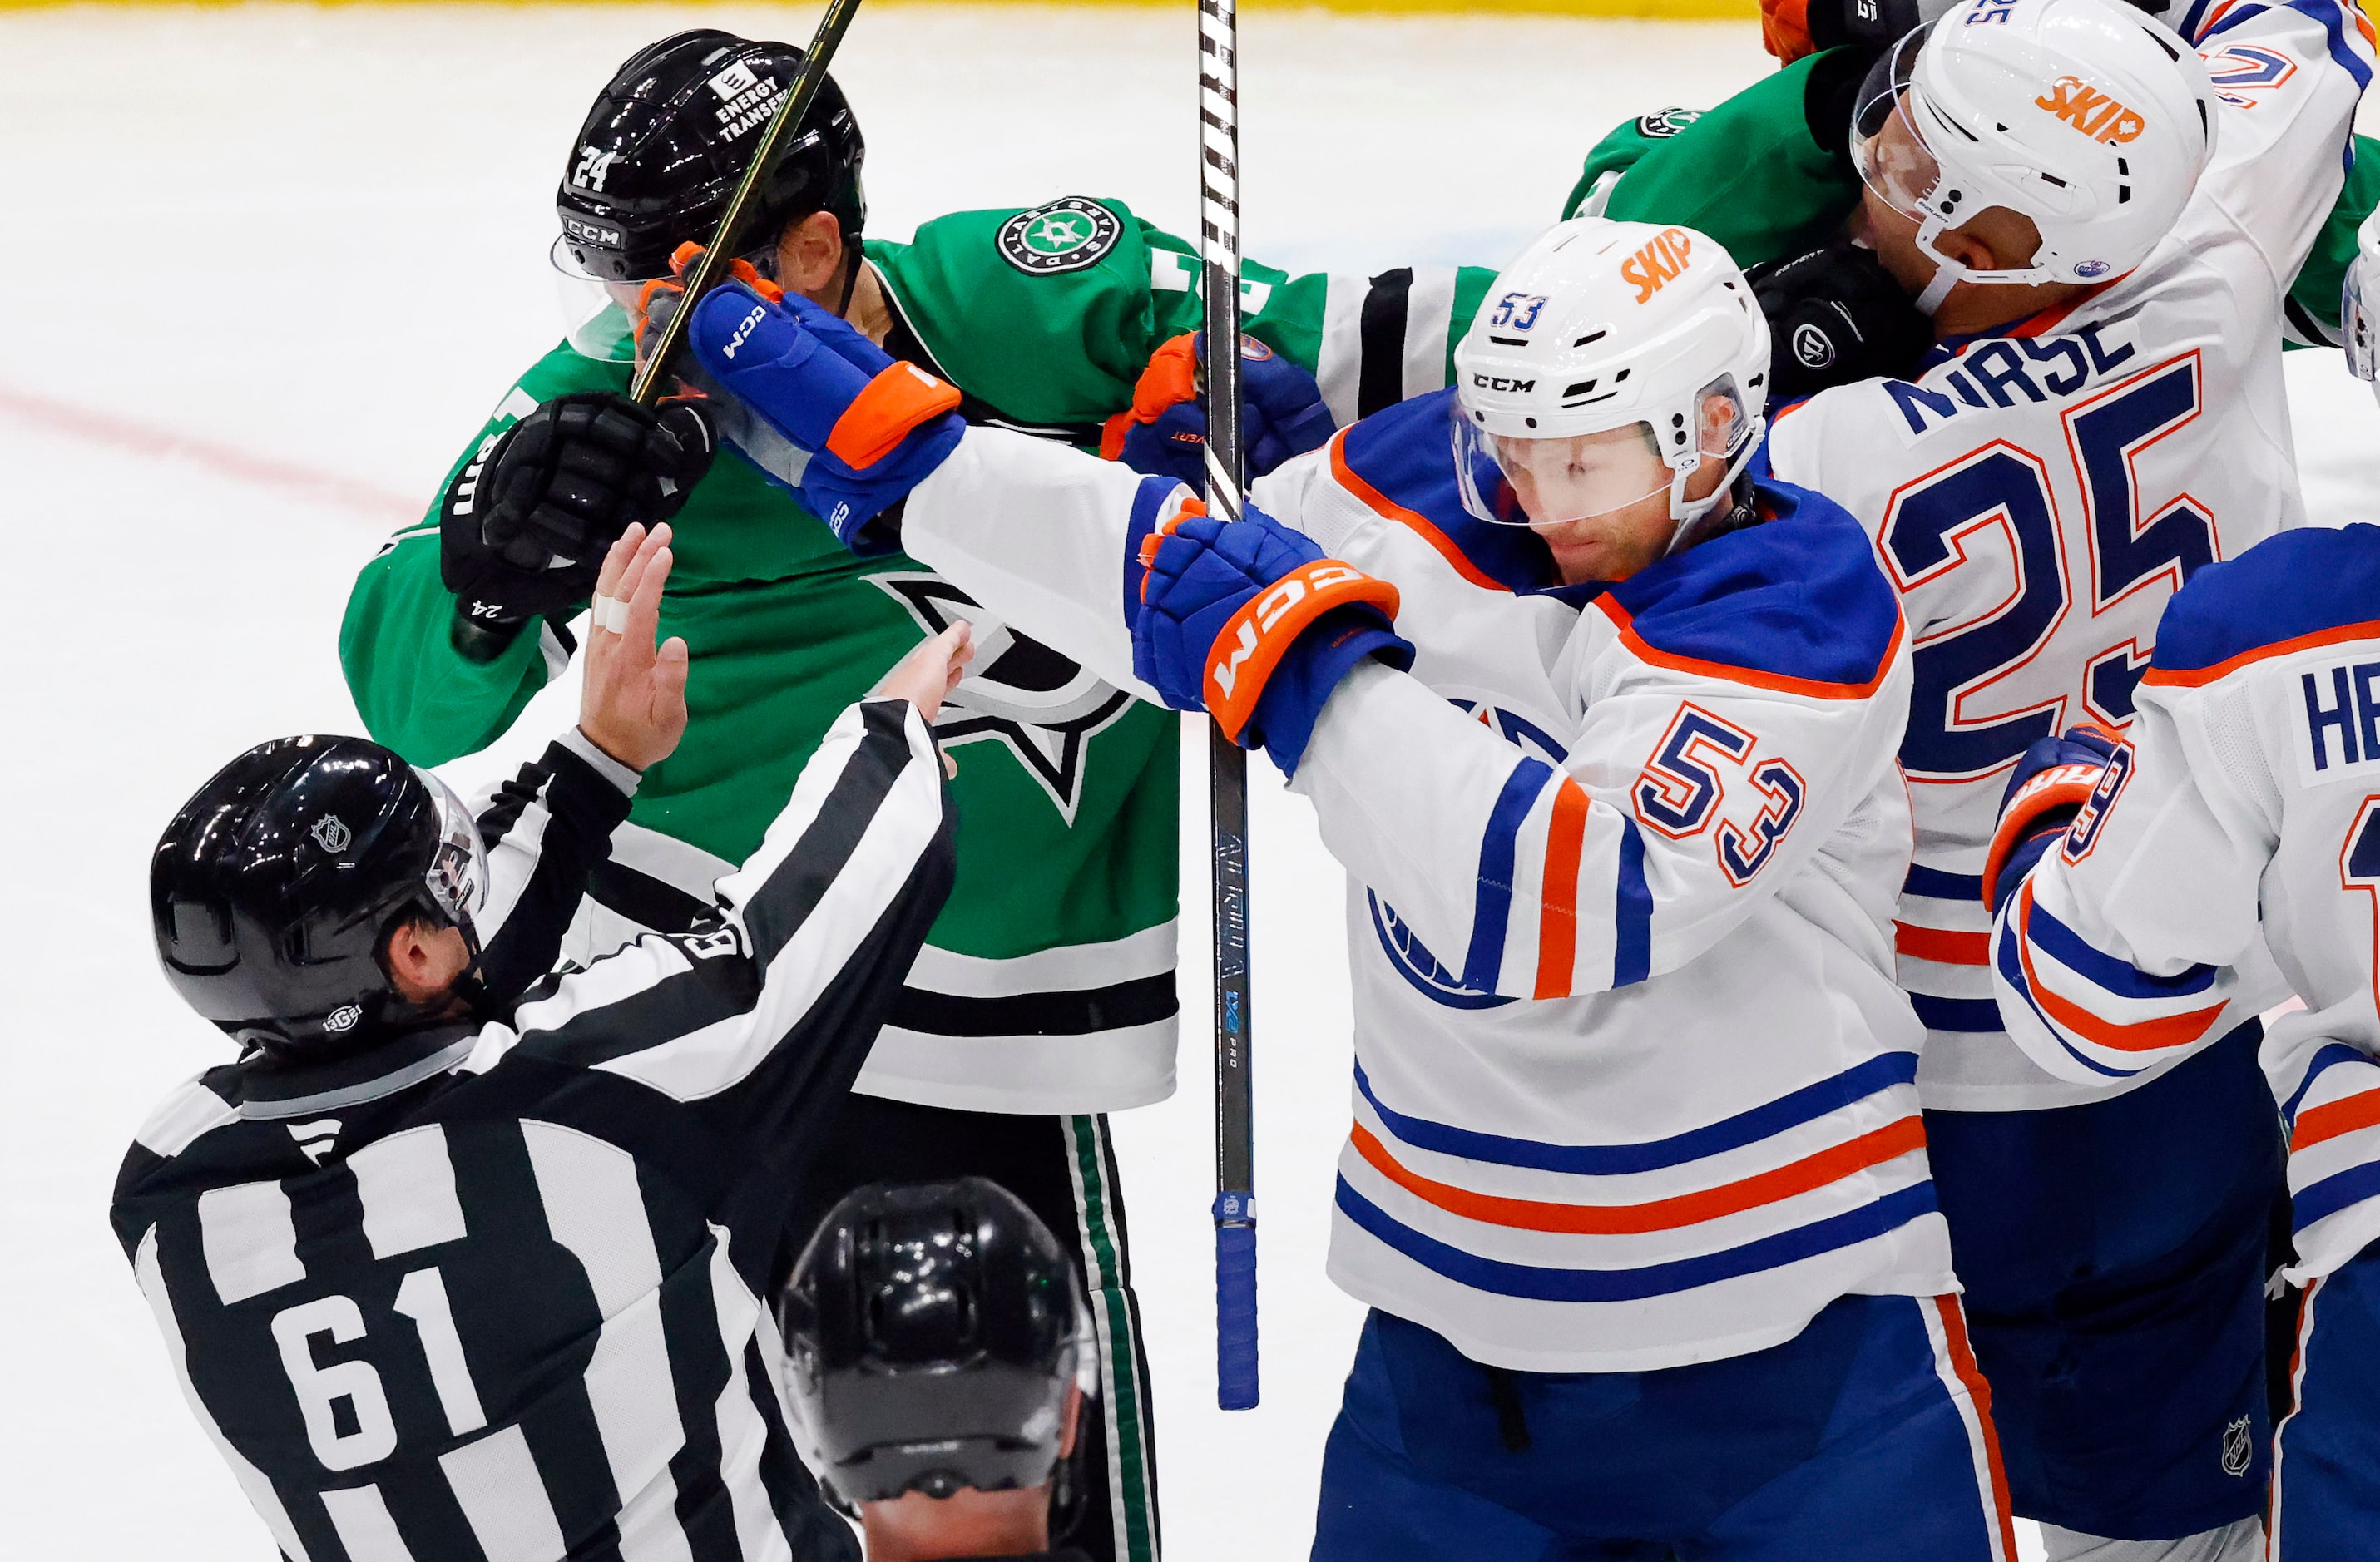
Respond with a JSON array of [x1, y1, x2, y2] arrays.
[[114, 522, 971, 1562]]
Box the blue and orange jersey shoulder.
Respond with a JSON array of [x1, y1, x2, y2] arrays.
[[1330, 388, 1566, 596], [2145, 522, 2380, 690], [1603, 467, 1904, 701]]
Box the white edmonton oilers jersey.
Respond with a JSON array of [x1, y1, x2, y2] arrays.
[[1994, 526, 2380, 1283], [1764, 0, 2373, 1111], [895, 399, 1953, 1373]]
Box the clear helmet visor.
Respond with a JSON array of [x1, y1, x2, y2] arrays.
[[2345, 250, 2379, 388], [551, 236, 650, 364], [1848, 26, 2059, 292], [412, 769, 490, 936], [1451, 378, 1757, 529]]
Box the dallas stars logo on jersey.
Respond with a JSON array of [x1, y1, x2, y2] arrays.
[[997, 197, 1124, 276], [871, 574, 1133, 823]]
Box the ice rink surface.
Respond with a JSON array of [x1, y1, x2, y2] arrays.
[[5, 5, 2374, 1557]]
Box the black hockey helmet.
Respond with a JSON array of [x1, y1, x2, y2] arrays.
[[780, 1178, 1089, 1507], [150, 736, 490, 1056], [557, 29, 867, 284]]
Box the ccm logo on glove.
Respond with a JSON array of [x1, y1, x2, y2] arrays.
[[1206, 561, 1401, 734], [723, 306, 769, 361]]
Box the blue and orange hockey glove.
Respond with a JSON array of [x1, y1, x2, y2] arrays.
[[1982, 724, 2124, 913], [683, 280, 963, 555], [1101, 334, 1337, 487], [1132, 500, 1411, 775]]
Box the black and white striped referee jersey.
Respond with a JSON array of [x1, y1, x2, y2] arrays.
[[112, 699, 956, 1562]]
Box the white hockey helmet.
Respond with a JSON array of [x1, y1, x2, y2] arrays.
[[1852, 0, 2216, 310], [2344, 207, 2380, 401], [1451, 217, 1770, 549]]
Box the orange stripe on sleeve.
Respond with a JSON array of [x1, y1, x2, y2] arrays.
[[1896, 922, 1991, 966], [2293, 1085, 2380, 1153], [1348, 1115, 1927, 1235], [2014, 887, 2229, 1054], [2139, 619, 2380, 690], [1595, 596, 1905, 702], [1534, 780, 1591, 999]]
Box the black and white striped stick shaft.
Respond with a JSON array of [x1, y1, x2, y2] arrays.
[[1200, 0, 1259, 1414]]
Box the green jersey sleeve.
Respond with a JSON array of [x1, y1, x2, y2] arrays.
[[2285, 134, 2380, 346], [339, 347, 621, 765], [869, 196, 1498, 437], [1562, 53, 1866, 271]]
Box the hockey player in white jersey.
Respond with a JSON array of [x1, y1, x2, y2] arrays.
[[669, 220, 2031, 1557], [1981, 519, 2380, 1560], [1738, 0, 2373, 1553]]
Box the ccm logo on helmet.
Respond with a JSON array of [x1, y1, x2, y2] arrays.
[[2036, 76, 2147, 145], [1210, 565, 1369, 699], [1621, 229, 1695, 305], [1470, 373, 1536, 393]]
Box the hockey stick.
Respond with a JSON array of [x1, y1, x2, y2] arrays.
[[1200, 0, 1259, 1414], [629, 0, 865, 408]]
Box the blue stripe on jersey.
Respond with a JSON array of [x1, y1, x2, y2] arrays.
[[2203, 0, 2373, 91], [1904, 864, 1984, 902], [2292, 1160, 2380, 1233], [1351, 1051, 1919, 1176], [2021, 897, 2219, 1001], [1992, 922, 2148, 1080], [2153, 525, 2380, 675], [1335, 1176, 1941, 1303], [2181, 0, 2218, 37], [1614, 818, 1652, 988], [1908, 992, 2007, 1034], [1466, 759, 1551, 991], [2282, 1042, 2378, 1127]]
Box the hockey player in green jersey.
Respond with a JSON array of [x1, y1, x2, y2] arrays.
[[339, 31, 1496, 1560]]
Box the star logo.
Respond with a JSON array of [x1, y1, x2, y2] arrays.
[[869, 574, 1135, 824], [996, 198, 1123, 276]]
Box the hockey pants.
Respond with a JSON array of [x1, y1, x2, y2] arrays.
[[2269, 1237, 2380, 1560], [1309, 1293, 2017, 1560], [779, 1092, 1160, 1562], [1925, 1021, 2284, 1541]]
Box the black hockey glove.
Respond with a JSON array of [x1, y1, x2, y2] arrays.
[[440, 392, 714, 657], [1748, 240, 1934, 403]]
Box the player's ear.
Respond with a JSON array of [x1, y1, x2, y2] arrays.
[[775, 210, 849, 301], [1056, 1382, 1082, 1459]]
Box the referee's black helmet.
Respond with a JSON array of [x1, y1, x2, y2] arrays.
[[781, 1177, 1088, 1506], [150, 736, 488, 1056]]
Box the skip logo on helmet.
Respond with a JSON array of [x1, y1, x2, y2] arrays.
[[1621, 229, 1695, 305], [2036, 75, 2148, 143]]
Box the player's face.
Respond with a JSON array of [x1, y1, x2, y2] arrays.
[[1854, 107, 1942, 301], [1501, 427, 1675, 584]]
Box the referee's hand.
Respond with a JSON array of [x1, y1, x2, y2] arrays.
[[579, 522, 690, 773], [880, 623, 974, 724]]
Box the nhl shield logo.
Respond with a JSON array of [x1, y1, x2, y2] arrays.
[[996, 198, 1123, 276], [310, 814, 352, 854], [2221, 1415, 2254, 1476]]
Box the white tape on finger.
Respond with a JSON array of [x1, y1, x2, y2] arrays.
[[591, 594, 632, 635]]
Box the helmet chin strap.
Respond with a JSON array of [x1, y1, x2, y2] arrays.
[[1661, 423, 1764, 559], [1915, 256, 1962, 316]]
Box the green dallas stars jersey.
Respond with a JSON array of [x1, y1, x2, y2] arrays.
[[341, 196, 1495, 1115], [1562, 49, 2380, 348]]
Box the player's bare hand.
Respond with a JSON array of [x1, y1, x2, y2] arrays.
[[879, 622, 973, 724], [578, 521, 690, 772]]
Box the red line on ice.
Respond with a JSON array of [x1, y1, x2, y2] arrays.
[[0, 384, 418, 525]]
